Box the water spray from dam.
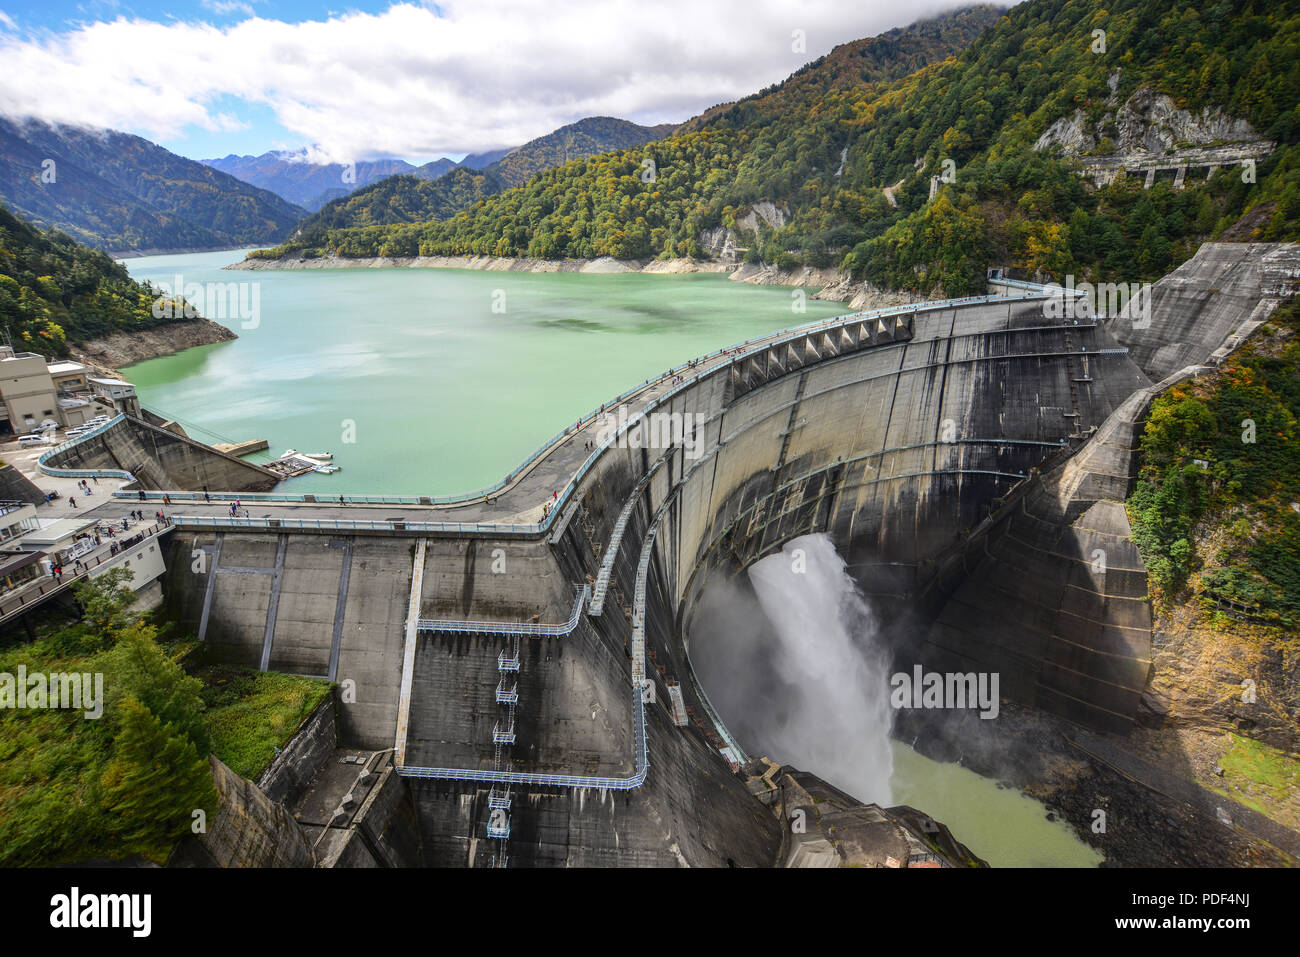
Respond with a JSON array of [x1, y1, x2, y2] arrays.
[[693, 534, 895, 806]]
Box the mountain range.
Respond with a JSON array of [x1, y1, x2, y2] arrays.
[[289, 117, 679, 242], [201, 152, 458, 212], [259, 0, 1297, 298], [0, 116, 305, 255], [206, 117, 676, 217], [0, 111, 680, 253]]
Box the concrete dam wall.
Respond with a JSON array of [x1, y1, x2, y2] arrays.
[[42, 413, 279, 492], [154, 241, 1297, 865]]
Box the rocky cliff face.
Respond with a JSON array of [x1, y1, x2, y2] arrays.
[[697, 202, 790, 264], [70, 317, 236, 370], [1035, 84, 1263, 158]]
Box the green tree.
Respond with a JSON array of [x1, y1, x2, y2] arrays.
[[99, 696, 217, 857], [105, 622, 210, 754]]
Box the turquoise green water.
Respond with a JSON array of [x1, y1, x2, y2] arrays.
[[122, 250, 843, 495], [120, 249, 1102, 867], [891, 743, 1103, 867]]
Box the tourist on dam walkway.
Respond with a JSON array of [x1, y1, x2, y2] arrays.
[[69, 497, 75, 508]]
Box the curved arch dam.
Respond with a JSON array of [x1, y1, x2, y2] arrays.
[[62, 241, 1295, 867]]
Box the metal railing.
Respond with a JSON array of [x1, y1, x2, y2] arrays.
[[399, 694, 649, 790], [118, 286, 1066, 515], [36, 414, 136, 480], [495, 680, 518, 705], [0, 519, 174, 624], [171, 515, 538, 535], [415, 585, 589, 636], [492, 721, 515, 745]]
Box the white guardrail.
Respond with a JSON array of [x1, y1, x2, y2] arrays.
[[36, 414, 135, 480]]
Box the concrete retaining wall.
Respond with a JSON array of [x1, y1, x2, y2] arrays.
[[169, 756, 315, 867], [257, 696, 337, 807], [44, 415, 280, 492], [0, 463, 47, 505]]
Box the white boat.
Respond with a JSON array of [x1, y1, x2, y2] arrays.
[[284, 449, 334, 462], [313, 464, 340, 474]]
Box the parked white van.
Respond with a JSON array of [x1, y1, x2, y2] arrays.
[[17, 435, 46, 448]]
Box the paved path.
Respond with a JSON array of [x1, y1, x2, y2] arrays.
[[3, 440, 132, 519]]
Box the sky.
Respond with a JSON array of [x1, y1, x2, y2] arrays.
[[0, 1, 986, 164]]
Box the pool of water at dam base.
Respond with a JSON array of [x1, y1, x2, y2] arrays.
[[122, 249, 846, 496], [120, 249, 1102, 868], [891, 743, 1103, 868]]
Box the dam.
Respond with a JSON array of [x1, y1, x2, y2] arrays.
[[27, 241, 1300, 866]]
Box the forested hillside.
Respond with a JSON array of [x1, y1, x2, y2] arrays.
[[292, 168, 506, 235], [490, 117, 679, 187], [0, 117, 305, 253], [253, 0, 1299, 297], [0, 204, 189, 355], [285, 117, 678, 246], [1129, 298, 1300, 626]]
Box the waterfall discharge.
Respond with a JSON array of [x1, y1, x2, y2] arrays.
[[745, 534, 895, 805], [693, 532, 892, 805]]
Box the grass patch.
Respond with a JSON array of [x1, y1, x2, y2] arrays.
[[197, 667, 331, 779], [1219, 733, 1300, 804]]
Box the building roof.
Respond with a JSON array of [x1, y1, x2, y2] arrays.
[[16, 517, 100, 546], [88, 377, 136, 391], [47, 361, 89, 375], [0, 550, 44, 577]]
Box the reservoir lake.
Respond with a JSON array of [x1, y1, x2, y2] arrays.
[[122, 248, 1102, 867]]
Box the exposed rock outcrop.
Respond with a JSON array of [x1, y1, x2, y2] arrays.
[[1035, 85, 1263, 159], [734, 200, 788, 235], [71, 317, 236, 370]]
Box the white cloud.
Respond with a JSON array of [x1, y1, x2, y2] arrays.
[[200, 0, 256, 17], [0, 0, 983, 163]]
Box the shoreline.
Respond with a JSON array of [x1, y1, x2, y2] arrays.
[[70, 317, 237, 373], [227, 254, 929, 310]]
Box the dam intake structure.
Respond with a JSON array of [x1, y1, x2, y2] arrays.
[[41, 241, 1300, 866]]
